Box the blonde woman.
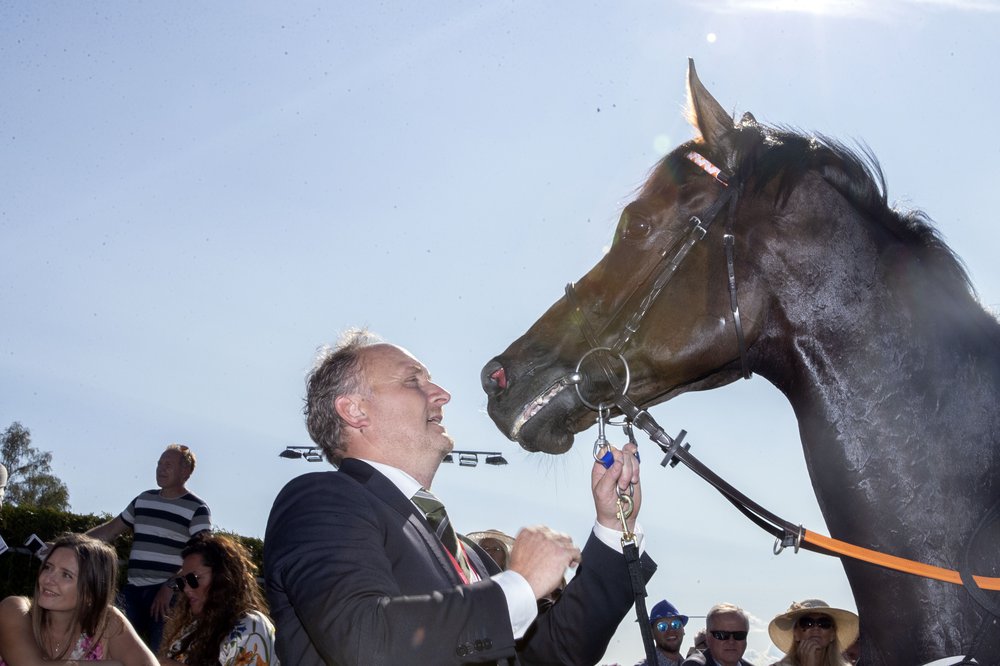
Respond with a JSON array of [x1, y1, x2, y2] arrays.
[[767, 599, 858, 666]]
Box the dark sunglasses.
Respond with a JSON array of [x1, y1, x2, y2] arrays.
[[797, 616, 834, 630], [709, 630, 748, 641], [170, 572, 201, 592], [655, 619, 684, 632]]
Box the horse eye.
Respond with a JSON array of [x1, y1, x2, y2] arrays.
[[620, 217, 652, 241]]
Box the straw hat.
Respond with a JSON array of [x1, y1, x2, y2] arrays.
[[767, 599, 859, 654], [465, 529, 514, 550], [465, 529, 515, 568]]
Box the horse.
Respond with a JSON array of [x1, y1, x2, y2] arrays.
[[480, 60, 999, 665]]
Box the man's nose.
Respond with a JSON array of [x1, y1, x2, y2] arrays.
[[428, 382, 451, 404]]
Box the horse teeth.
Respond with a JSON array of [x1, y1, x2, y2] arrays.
[[511, 379, 569, 439]]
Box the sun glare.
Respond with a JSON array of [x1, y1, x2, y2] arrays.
[[739, 0, 863, 15]]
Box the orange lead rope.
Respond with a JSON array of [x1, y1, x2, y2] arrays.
[[802, 529, 1000, 590]]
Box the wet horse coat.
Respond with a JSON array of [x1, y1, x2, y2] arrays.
[[482, 62, 999, 664]]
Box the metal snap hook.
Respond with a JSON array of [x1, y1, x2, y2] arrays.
[[593, 404, 614, 468]]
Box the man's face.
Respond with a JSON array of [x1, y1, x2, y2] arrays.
[[705, 612, 748, 666], [356, 344, 453, 461], [156, 450, 190, 489], [652, 616, 685, 654]]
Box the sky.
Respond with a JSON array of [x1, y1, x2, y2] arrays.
[[3, 1, 999, 663]]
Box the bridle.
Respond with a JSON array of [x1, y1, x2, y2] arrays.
[[559, 150, 752, 666], [564, 150, 752, 385]]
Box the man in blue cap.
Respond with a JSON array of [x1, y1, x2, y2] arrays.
[[635, 599, 688, 665]]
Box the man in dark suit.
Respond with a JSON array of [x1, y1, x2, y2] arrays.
[[264, 329, 656, 665], [680, 604, 754, 666]]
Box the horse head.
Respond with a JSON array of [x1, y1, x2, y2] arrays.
[[482, 60, 776, 453]]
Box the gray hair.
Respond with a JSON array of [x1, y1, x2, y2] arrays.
[[706, 602, 750, 630], [304, 328, 383, 464]]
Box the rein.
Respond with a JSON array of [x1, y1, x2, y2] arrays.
[[564, 150, 1000, 665]]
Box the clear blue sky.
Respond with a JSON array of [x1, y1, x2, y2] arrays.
[[3, 2, 998, 663]]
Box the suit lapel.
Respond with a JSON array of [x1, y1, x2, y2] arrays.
[[338, 459, 466, 585]]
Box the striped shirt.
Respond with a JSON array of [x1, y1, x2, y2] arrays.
[[120, 489, 212, 586]]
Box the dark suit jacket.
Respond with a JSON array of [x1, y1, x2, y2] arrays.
[[680, 651, 754, 666], [264, 459, 657, 665]]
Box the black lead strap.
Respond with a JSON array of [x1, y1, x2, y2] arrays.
[[624, 538, 657, 666], [613, 490, 657, 666]]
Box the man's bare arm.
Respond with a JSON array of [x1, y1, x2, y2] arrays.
[[85, 516, 130, 542]]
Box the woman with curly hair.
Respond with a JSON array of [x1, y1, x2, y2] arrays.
[[0, 532, 157, 665], [159, 533, 277, 666]]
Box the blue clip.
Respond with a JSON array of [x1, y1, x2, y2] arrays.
[[598, 448, 614, 469]]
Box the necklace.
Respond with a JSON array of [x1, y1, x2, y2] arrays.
[[46, 624, 74, 659]]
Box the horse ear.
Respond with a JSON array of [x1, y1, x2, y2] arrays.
[[686, 58, 735, 149]]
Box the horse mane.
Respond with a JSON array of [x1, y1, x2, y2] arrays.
[[649, 124, 982, 311], [748, 126, 978, 296]]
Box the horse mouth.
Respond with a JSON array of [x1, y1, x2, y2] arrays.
[[510, 377, 574, 441]]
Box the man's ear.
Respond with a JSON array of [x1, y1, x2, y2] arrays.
[[335, 394, 368, 429]]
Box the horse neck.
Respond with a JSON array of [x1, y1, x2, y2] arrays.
[[752, 193, 1000, 533]]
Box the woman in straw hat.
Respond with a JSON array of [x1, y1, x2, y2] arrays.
[[767, 599, 859, 666]]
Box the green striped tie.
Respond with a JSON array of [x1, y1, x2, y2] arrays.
[[412, 488, 473, 581]]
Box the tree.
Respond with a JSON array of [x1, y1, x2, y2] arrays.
[[0, 422, 70, 511]]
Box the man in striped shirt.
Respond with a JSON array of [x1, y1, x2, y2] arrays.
[[87, 444, 211, 651]]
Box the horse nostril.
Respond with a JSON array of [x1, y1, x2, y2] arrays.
[[481, 360, 508, 394]]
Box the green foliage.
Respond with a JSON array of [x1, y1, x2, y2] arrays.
[[215, 529, 266, 577], [0, 505, 264, 600], [1, 422, 70, 511]]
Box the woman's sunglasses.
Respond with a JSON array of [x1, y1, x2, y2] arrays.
[[170, 572, 201, 592], [797, 616, 834, 630]]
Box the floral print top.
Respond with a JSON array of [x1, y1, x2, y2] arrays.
[[166, 610, 279, 666], [0, 632, 104, 665]]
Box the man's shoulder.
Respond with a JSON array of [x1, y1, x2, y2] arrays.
[[178, 490, 210, 507], [136, 489, 209, 508], [680, 652, 708, 666], [268, 468, 370, 523], [277, 468, 358, 495]]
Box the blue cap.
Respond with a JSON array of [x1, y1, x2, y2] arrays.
[[650, 599, 688, 626]]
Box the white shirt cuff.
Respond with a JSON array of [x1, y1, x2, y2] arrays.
[[593, 520, 645, 555], [492, 569, 538, 639]]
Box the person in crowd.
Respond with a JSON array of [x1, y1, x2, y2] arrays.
[[681, 603, 753, 666], [767, 599, 858, 666], [841, 634, 860, 665], [635, 599, 688, 665], [87, 444, 211, 651], [264, 329, 656, 665], [159, 532, 277, 666], [466, 529, 515, 571], [0, 533, 157, 665], [467, 529, 568, 612], [686, 629, 707, 657]]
